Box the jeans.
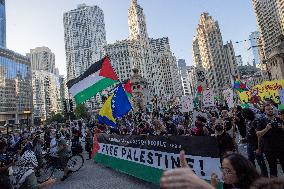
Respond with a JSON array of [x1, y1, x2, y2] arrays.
[[265, 151, 284, 177], [247, 145, 268, 177]]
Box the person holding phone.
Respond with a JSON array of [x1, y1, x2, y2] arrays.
[[256, 104, 284, 177]]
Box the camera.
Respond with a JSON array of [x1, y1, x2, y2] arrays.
[[215, 124, 224, 132], [269, 120, 279, 128]]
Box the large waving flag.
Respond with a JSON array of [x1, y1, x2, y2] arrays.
[[98, 84, 132, 127], [233, 76, 249, 92], [67, 56, 118, 105], [123, 79, 132, 98]]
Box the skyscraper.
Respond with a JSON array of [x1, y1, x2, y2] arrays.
[[0, 0, 5, 48], [0, 48, 32, 124], [252, 0, 284, 79], [252, 0, 284, 59], [224, 41, 239, 77], [178, 59, 193, 96], [64, 4, 107, 81], [32, 70, 65, 120], [27, 47, 56, 74], [248, 31, 261, 67], [193, 13, 233, 95], [105, 0, 182, 100], [0, 0, 32, 124]]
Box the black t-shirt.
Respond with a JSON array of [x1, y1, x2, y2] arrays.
[[246, 120, 258, 148], [256, 116, 284, 152], [217, 132, 235, 157], [223, 117, 233, 131]]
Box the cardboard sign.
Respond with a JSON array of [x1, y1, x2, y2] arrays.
[[203, 89, 215, 107]]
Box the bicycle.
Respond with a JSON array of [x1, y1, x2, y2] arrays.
[[36, 151, 84, 183]]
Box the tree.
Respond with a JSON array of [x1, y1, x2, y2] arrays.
[[46, 112, 66, 124], [74, 104, 90, 120]]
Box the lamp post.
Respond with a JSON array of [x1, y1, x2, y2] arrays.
[[24, 109, 31, 131]]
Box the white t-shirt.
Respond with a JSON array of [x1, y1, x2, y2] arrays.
[[50, 138, 57, 155]]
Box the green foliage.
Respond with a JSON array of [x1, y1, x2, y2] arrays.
[[74, 104, 90, 120], [238, 65, 260, 77], [46, 112, 66, 124]]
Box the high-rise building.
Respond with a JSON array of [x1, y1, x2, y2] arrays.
[[193, 13, 233, 95], [252, 0, 284, 79], [105, 0, 182, 101], [178, 59, 193, 96], [128, 0, 148, 41], [252, 0, 284, 58], [64, 4, 107, 81], [27, 47, 56, 74], [235, 55, 243, 67], [28, 46, 66, 119], [0, 0, 33, 125], [224, 41, 239, 77], [0, 48, 32, 124], [32, 71, 65, 120], [248, 31, 261, 67], [0, 0, 5, 48]]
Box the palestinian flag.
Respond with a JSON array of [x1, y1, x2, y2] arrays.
[[123, 79, 132, 98], [67, 56, 118, 105]]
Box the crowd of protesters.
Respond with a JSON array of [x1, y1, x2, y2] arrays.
[[0, 119, 93, 189], [0, 97, 284, 189]]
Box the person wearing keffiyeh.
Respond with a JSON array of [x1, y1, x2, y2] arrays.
[[12, 149, 38, 189]]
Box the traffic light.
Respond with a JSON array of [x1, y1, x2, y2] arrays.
[[64, 100, 68, 113], [69, 99, 73, 112]]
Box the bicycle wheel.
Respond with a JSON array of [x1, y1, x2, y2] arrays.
[[67, 155, 84, 172], [36, 162, 54, 183]]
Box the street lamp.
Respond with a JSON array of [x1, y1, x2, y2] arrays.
[[24, 109, 31, 131]]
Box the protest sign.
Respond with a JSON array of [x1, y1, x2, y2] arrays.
[[203, 89, 214, 107], [94, 134, 221, 185], [180, 95, 194, 112], [223, 89, 234, 108]]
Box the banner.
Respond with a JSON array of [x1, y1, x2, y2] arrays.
[[279, 89, 284, 105], [223, 89, 234, 108], [94, 134, 221, 186], [180, 95, 194, 112], [239, 80, 284, 103], [203, 89, 215, 107]]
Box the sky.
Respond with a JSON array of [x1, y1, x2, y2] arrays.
[[6, 0, 258, 76]]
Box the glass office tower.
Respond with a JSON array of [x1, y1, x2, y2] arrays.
[[0, 0, 6, 47], [0, 47, 32, 124]]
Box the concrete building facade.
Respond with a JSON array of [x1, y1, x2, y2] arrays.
[[32, 71, 65, 120], [252, 0, 284, 80], [64, 4, 107, 81], [193, 13, 233, 95], [105, 0, 182, 102], [192, 13, 240, 97], [27, 47, 56, 74]]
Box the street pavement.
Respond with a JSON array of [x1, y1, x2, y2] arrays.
[[47, 152, 158, 189]]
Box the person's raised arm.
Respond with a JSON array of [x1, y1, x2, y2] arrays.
[[160, 151, 214, 189]]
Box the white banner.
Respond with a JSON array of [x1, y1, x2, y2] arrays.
[[203, 89, 215, 107], [180, 95, 194, 112], [223, 89, 234, 108], [98, 143, 221, 180]]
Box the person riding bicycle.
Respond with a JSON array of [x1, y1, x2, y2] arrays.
[[57, 138, 71, 181]]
